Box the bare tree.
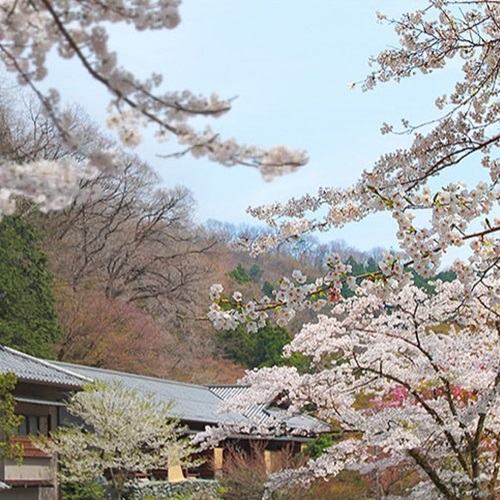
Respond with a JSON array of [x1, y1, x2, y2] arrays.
[[1, 102, 216, 322], [0, 90, 228, 378]]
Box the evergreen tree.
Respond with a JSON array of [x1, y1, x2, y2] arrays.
[[217, 324, 295, 369], [229, 263, 252, 284], [0, 215, 60, 357], [248, 264, 264, 283]]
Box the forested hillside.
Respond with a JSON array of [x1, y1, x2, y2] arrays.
[[0, 89, 455, 384]]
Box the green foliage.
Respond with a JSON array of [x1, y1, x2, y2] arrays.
[[248, 264, 264, 283], [217, 324, 293, 369], [0, 372, 23, 463], [261, 280, 274, 298], [340, 257, 379, 298], [410, 268, 456, 294], [340, 256, 455, 298], [0, 215, 60, 357], [228, 263, 251, 284], [61, 480, 106, 500], [284, 352, 310, 374], [229, 263, 263, 285], [303, 433, 341, 460]]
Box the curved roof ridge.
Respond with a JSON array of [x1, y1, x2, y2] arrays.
[[54, 360, 210, 389]]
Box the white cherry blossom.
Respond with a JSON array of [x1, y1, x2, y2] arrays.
[[0, 0, 307, 215], [207, 2, 500, 497]]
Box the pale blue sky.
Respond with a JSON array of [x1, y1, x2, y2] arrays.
[[44, 1, 465, 255]]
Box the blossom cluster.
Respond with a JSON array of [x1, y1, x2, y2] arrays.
[[240, 1, 500, 286], [244, 179, 499, 286], [205, 279, 500, 497], [36, 380, 197, 484], [0, 0, 307, 216], [208, 253, 358, 332], [205, 2, 500, 497], [0, 158, 97, 215]]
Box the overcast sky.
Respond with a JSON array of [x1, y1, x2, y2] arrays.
[[42, 0, 466, 256]]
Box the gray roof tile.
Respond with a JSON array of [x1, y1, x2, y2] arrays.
[[0, 347, 90, 387], [0, 346, 323, 435], [209, 385, 324, 431], [53, 362, 249, 426]]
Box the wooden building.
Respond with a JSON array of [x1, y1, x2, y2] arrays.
[[1, 346, 325, 498]]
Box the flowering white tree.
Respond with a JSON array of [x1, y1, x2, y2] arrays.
[[205, 1, 500, 498], [0, 0, 307, 215], [212, 281, 500, 498], [37, 381, 197, 500]]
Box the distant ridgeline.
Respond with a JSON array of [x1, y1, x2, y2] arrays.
[[228, 256, 456, 302]]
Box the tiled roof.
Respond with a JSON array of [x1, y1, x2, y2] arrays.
[[209, 385, 272, 424], [209, 385, 249, 401], [209, 385, 324, 432], [0, 346, 323, 435], [0, 346, 90, 387], [55, 364, 323, 433], [53, 362, 249, 426]]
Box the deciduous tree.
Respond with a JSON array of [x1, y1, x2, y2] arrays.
[[0, 88, 224, 378], [205, 2, 500, 498], [53, 285, 173, 377], [221, 281, 500, 499], [0, 1, 307, 216], [44, 155, 211, 313], [37, 381, 198, 500]]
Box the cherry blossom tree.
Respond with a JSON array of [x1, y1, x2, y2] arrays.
[[0, 0, 307, 216], [208, 0, 499, 343], [211, 280, 499, 499], [204, 1, 500, 498], [37, 380, 198, 500]]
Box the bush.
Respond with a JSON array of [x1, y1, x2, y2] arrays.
[[218, 443, 303, 500], [125, 479, 221, 500], [61, 481, 106, 500]]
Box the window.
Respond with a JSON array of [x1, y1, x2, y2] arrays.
[[17, 415, 49, 436]]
